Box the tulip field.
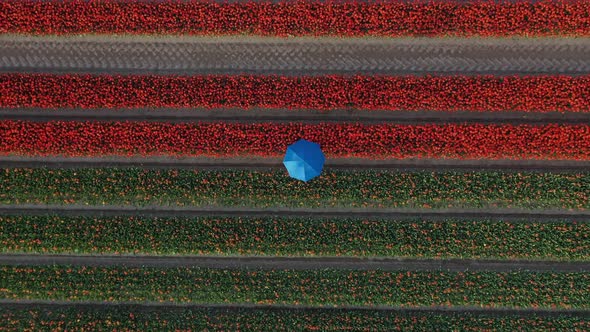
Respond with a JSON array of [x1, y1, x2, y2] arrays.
[[1, 0, 589, 330]]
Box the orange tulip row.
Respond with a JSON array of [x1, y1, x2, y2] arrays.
[[1, 266, 587, 308], [1, 306, 585, 331], [2, 215, 588, 260]]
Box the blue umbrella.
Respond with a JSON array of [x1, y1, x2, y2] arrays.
[[283, 139, 325, 182]]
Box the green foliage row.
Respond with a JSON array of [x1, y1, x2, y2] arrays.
[[1, 305, 588, 332], [1, 266, 588, 309], [1, 168, 589, 209], [1, 215, 588, 261]]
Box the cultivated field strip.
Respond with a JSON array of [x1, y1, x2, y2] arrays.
[[1, 205, 588, 221], [3, 108, 590, 124], [2, 156, 590, 172], [2, 267, 588, 311], [1, 254, 588, 272], [3, 215, 587, 261], [1, 303, 588, 332], [2, 35, 590, 75]]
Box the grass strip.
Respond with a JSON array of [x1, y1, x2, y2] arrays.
[[1, 215, 588, 261], [1, 305, 588, 331], [0, 266, 588, 309], [1, 168, 589, 210]]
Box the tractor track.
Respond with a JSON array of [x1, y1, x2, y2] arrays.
[[0, 300, 588, 318], [0, 253, 588, 272], [2, 35, 590, 76]]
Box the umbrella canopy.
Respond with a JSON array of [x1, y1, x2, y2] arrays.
[[283, 139, 325, 182]]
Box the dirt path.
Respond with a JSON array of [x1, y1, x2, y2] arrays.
[[2, 108, 589, 125], [0, 300, 588, 318], [0, 253, 587, 272], [2, 155, 589, 172], [1, 204, 588, 221], [2, 35, 590, 76]]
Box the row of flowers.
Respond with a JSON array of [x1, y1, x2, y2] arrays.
[[1, 305, 587, 331], [1, 1, 589, 36], [2, 74, 589, 112], [2, 121, 589, 160], [2, 215, 587, 260], [2, 168, 588, 210], [1, 266, 587, 308]]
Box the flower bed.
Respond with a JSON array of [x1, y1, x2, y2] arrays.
[[1, 168, 588, 210], [1, 305, 587, 331], [2, 215, 588, 260], [2, 121, 589, 160], [2, 74, 589, 113], [1, 1, 589, 37], [1, 266, 588, 308]]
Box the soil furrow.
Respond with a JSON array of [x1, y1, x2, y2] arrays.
[[0, 205, 588, 222], [0, 253, 588, 272], [0, 300, 588, 318], [2, 156, 589, 172], [2, 108, 590, 124]]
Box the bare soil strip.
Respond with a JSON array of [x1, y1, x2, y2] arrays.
[[0, 253, 588, 272], [2, 35, 590, 76], [2, 156, 589, 172], [1, 205, 588, 222], [0, 300, 588, 318], [2, 108, 589, 125]]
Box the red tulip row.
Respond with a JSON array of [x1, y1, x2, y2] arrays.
[[2, 121, 589, 160], [1, 1, 589, 36], [2, 74, 590, 113]]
